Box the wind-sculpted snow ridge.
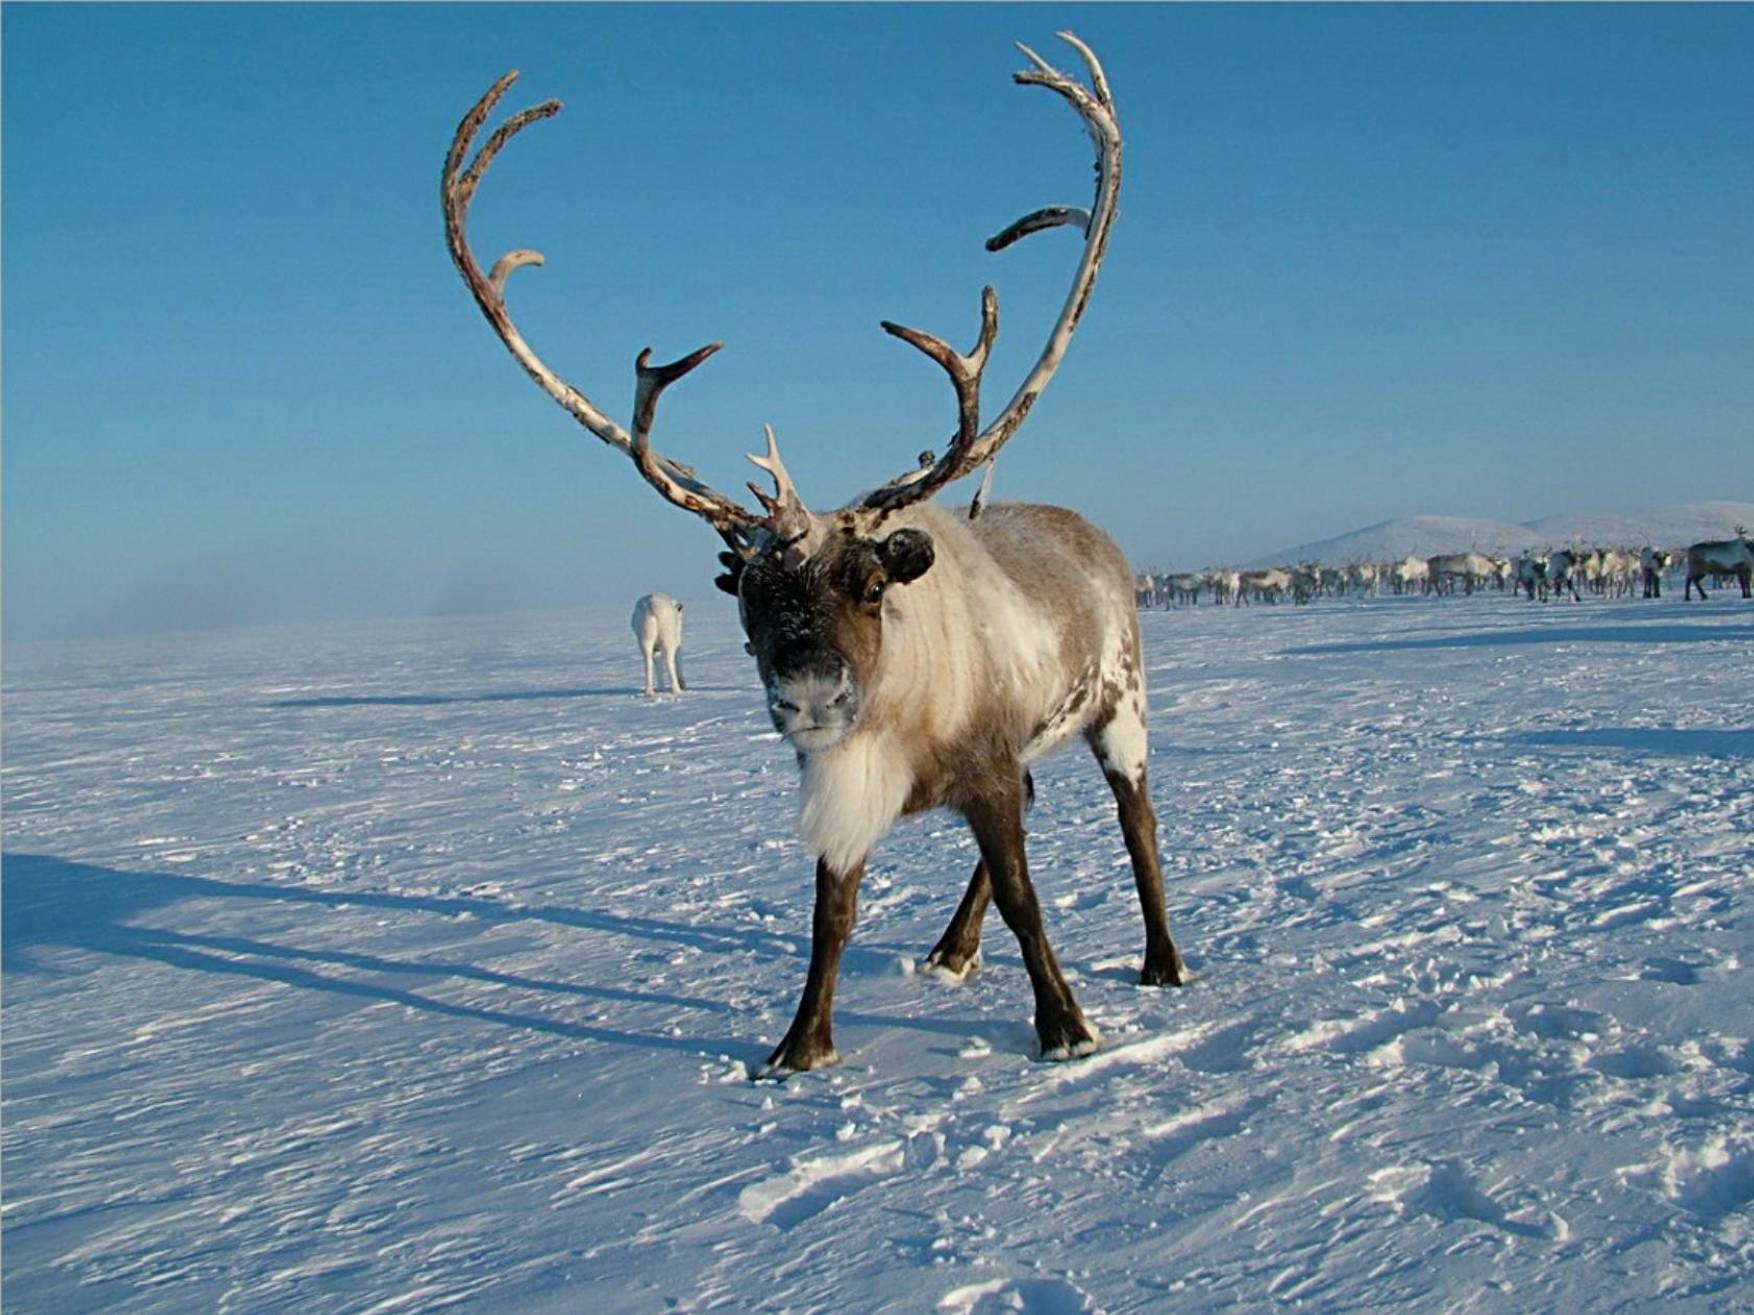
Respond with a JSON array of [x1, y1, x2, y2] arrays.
[[3, 598, 1751, 1312]]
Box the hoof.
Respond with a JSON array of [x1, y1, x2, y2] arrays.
[[923, 948, 981, 983], [1037, 1016, 1101, 1062], [1040, 1032, 1101, 1062], [1141, 944, 1187, 988], [755, 1040, 840, 1080]]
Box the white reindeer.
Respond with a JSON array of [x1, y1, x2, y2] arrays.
[[631, 593, 686, 698], [1597, 548, 1638, 599], [1391, 555, 1430, 595], [443, 35, 1184, 1075], [1577, 548, 1605, 596]]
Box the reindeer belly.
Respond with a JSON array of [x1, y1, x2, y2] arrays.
[[1021, 673, 1101, 764]]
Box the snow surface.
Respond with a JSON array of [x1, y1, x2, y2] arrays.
[[4, 594, 1752, 1314], [1248, 500, 1754, 569]]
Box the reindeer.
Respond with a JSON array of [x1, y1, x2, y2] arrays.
[[1426, 551, 1495, 597], [1576, 548, 1605, 596], [1134, 573, 1159, 610], [442, 35, 1184, 1075], [1599, 548, 1639, 599], [1390, 555, 1429, 596], [1163, 572, 1204, 606], [1513, 553, 1548, 602], [631, 593, 686, 698], [1640, 546, 1671, 598], [1546, 548, 1584, 602], [1237, 568, 1291, 605], [1684, 530, 1754, 601]]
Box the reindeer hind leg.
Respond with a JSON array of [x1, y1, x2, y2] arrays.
[[925, 774, 1031, 977], [1088, 679, 1185, 988], [925, 859, 990, 979]]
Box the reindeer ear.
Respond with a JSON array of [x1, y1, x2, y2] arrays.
[[879, 529, 935, 585]]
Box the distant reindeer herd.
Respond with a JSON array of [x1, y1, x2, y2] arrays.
[[1135, 528, 1753, 609]]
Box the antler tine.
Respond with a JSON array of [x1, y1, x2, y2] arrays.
[[745, 425, 812, 541], [745, 424, 800, 505], [627, 344, 765, 536], [878, 285, 1000, 470], [1054, 30, 1114, 108], [442, 72, 767, 553], [986, 206, 1093, 253], [853, 33, 1122, 523]]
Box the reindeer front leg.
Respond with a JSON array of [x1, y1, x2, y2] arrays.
[[760, 857, 865, 1076]]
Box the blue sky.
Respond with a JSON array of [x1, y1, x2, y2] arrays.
[[5, 4, 1751, 640]]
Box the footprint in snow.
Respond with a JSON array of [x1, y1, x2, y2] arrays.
[[938, 1276, 1104, 1315]]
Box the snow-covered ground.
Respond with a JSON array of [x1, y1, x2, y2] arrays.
[[4, 592, 1752, 1314]]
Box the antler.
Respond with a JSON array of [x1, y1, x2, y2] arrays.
[[441, 71, 771, 552], [854, 31, 1123, 523]]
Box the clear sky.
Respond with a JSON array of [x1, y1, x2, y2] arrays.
[[5, 3, 1751, 640]]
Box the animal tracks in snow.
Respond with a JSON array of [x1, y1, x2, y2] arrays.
[[1369, 1159, 1569, 1241], [938, 1275, 1104, 1315], [737, 1140, 906, 1230]]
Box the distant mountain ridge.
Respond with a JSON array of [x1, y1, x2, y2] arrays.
[[1245, 501, 1754, 568]]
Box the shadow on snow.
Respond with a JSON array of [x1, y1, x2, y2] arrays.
[[0, 852, 777, 1058], [269, 686, 743, 709], [1290, 622, 1754, 656], [1, 853, 984, 1062], [1495, 728, 1754, 760]]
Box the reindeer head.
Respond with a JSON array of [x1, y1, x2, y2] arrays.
[[442, 34, 1120, 753], [723, 525, 934, 750]]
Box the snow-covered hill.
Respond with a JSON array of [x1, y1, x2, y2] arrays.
[[4, 599, 1752, 1313], [1523, 500, 1754, 552], [1247, 500, 1754, 568], [1249, 514, 1539, 567]]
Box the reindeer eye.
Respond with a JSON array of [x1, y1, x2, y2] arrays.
[[862, 579, 886, 606]]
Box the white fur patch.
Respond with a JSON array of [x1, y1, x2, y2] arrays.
[[1041, 1029, 1102, 1062], [1096, 690, 1150, 783], [798, 732, 913, 874]]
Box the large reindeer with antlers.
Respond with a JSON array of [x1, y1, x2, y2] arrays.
[[443, 33, 1184, 1075]]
